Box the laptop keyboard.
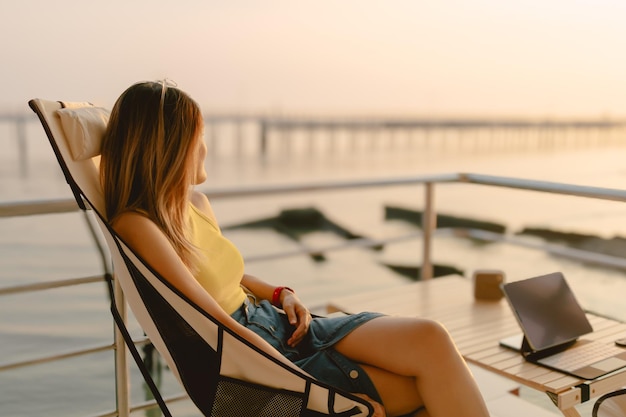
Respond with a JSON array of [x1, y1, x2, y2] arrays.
[[538, 342, 624, 372]]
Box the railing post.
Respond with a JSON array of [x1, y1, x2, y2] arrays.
[[114, 279, 131, 417], [259, 119, 268, 158], [207, 120, 216, 158], [421, 182, 436, 280], [16, 116, 28, 178]]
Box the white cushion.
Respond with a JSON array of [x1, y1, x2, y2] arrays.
[[57, 106, 110, 160]]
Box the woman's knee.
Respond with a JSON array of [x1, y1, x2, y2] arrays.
[[412, 319, 452, 346], [336, 316, 455, 367], [406, 319, 460, 366]]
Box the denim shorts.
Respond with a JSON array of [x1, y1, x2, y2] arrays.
[[231, 298, 385, 403]]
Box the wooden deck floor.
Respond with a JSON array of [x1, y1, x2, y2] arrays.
[[327, 275, 626, 416]]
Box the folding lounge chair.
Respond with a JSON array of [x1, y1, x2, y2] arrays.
[[593, 389, 626, 417], [28, 98, 374, 417]]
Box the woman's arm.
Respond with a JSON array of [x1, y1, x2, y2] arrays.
[[240, 273, 292, 306], [112, 211, 299, 369], [191, 190, 311, 346], [242, 273, 311, 348]]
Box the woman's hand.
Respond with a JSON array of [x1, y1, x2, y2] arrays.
[[238, 274, 312, 347], [281, 290, 312, 347], [354, 394, 386, 417]]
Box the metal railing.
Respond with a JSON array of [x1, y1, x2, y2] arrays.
[[3, 173, 626, 416]]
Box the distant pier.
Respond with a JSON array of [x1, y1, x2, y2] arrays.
[[203, 114, 626, 160], [3, 111, 626, 177]]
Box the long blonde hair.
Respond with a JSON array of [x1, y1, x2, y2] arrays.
[[100, 81, 203, 269]]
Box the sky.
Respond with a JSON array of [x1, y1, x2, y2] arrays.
[[2, 0, 626, 118]]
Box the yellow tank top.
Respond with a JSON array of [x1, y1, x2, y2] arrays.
[[188, 203, 247, 314]]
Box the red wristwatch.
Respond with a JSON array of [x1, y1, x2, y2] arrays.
[[272, 286, 294, 308]]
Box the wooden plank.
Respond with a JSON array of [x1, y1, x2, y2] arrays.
[[468, 347, 510, 362], [461, 339, 512, 356], [588, 323, 626, 341], [489, 357, 529, 373], [517, 366, 555, 380]]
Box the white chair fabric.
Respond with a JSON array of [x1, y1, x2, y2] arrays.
[[593, 389, 626, 417]]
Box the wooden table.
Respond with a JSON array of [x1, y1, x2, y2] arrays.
[[327, 275, 626, 417]]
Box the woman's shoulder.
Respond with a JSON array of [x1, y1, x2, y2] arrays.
[[189, 190, 218, 223], [111, 210, 158, 240], [190, 190, 211, 210]]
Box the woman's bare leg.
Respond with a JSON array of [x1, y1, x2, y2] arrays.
[[358, 363, 428, 416], [334, 316, 489, 417]]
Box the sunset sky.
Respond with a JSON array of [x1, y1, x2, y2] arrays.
[[2, 0, 626, 117]]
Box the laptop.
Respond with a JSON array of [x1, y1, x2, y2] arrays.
[[500, 271, 626, 379]]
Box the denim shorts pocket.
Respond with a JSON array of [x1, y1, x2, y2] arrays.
[[246, 301, 299, 357]]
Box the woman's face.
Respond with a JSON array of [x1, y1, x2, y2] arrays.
[[192, 125, 208, 185]]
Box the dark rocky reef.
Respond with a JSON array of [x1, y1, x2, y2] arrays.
[[518, 227, 626, 259], [381, 263, 465, 280], [223, 207, 383, 261], [223, 205, 507, 278], [384, 205, 507, 234], [225, 205, 626, 277]]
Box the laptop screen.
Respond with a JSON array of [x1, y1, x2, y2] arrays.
[[502, 272, 593, 351]]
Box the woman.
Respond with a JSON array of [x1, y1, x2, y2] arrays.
[[100, 81, 489, 417]]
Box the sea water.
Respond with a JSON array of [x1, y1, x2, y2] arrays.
[[3, 122, 626, 416]]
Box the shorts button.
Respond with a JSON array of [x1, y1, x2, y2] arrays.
[[349, 370, 359, 379]]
